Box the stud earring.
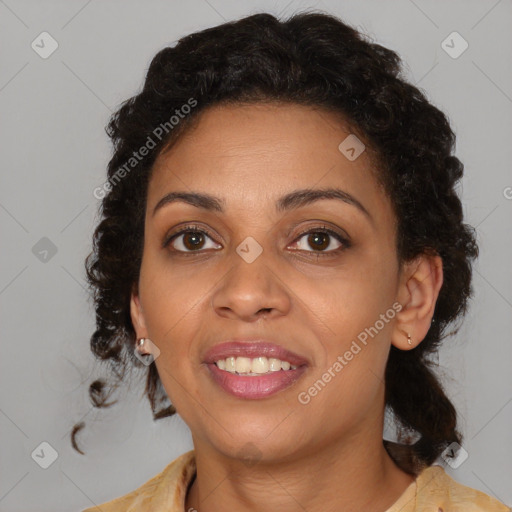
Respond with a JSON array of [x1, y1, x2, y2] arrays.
[[137, 338, 148, 354]]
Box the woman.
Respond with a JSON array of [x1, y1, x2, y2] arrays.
[[78, 11, 509, 512]]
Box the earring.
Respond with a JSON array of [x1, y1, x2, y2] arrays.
[[136, 338, 148, 354], [407, 333, 413, 346]]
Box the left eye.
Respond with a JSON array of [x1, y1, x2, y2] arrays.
[[290, 229, 346, 253]]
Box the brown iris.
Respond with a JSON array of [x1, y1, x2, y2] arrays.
[[183, 232, 205, 251], [308, 232, 329, 251]]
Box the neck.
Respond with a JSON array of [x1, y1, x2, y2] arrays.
[[185, 426, 415, 512]]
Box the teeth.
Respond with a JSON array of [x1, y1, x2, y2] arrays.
[[226, 356, 236, 372], [235, 357, 252, 373], [214, 356, 300, 375], [268, 358, 282, 371], [251, 357, 269, 374]]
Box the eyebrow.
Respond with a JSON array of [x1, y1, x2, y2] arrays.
[[152, 187, 372, 220]]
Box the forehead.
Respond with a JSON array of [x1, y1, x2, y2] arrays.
[[147, 103, 392, 221]]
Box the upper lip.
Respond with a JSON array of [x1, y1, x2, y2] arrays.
[[203, 339, 309, 366]]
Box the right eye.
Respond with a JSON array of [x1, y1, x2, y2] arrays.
[[164, 225, 222, 253]]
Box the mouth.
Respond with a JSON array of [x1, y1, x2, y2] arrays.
[[206, 361, 308, 399], [202, 340, 309, 399]]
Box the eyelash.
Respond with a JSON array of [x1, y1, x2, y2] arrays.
[[293, 225, 351, 256], [163, 223, 351, 258]]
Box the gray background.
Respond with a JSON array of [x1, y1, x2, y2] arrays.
[[1, 0, 511, 510]]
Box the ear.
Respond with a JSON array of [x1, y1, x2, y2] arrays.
[[391, 253, 443, 350], [130, 283, 149, 339]]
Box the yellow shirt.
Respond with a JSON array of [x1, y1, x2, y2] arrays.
[[82, 450, 510, 512]]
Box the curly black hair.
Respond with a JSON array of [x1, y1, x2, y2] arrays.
[[73, 11, 478, 474]]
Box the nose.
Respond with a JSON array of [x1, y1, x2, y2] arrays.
[[211, 247, 292, 322]]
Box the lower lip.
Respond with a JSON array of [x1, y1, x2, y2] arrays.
[[206, 363, 307, 399]]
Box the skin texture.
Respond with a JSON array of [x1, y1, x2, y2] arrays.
[[130, 103, 443, 512]]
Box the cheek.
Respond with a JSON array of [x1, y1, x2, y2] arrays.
[[302, 253, 396, 403], [137, 257, 213, 402], [302, 289, 393, 425], [311, 253, 397, 342], [140, 264, 206, 410], [139, 254, 210, 333]]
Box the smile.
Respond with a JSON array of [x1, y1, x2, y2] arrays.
[[206, 361, 307, 399]]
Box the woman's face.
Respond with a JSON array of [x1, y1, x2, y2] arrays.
[[131, 103, 405, 462]]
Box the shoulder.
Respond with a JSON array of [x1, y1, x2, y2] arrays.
[[81, 450, 196, 512], [415, 464, 510, 512]]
